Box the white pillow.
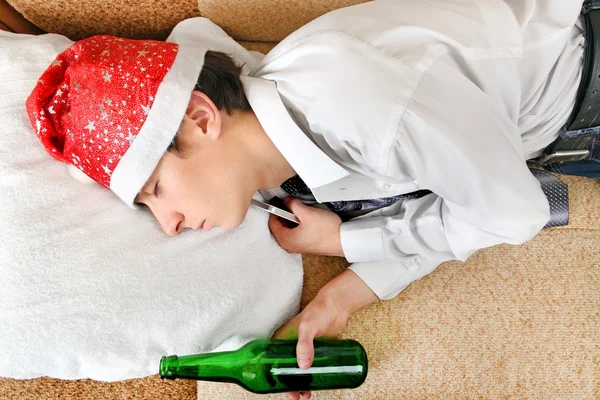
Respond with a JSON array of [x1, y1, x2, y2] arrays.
[[0, 31, 302, 382]]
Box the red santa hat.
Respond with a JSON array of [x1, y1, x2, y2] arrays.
[[26, 35, 205, 207]]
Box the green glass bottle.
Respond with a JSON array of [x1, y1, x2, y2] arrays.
[[159, 338, 368, 394]]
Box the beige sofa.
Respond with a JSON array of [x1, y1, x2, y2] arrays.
[[2, 0, 599, 398]]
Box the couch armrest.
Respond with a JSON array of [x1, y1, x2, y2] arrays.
[[0, 0, 43, 34]]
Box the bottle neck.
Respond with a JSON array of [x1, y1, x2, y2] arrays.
[[160, 351, 241, 383]]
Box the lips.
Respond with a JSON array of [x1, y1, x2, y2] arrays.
[[199, 220, 213, 231]]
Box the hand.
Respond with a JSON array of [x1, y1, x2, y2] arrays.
[[272, 270, 379, 400], [268, 196, 344, 257], [272, 287, 349, 400]]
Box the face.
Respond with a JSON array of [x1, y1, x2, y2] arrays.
[[134, 91, 257, 236]]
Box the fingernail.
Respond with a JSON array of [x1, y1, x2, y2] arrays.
[[298, 356, 310, 369]]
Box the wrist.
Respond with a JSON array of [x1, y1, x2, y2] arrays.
[[318, 269, 378, 317], [324, 229, 344, 258], [321, 216, 344, 258]]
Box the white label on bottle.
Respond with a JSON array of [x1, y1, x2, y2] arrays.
[[270, 366, 364, 375]]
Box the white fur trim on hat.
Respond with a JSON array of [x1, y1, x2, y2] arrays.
[[109, 44, 206, 207]]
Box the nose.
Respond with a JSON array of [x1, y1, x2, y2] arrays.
[[144, 200, 185, 236], [156, 210, 184, 237]]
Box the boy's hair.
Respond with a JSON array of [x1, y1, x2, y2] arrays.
[[167, 50, 251, 156]]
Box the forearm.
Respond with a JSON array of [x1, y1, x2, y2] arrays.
[[318, 269, 379, 316]]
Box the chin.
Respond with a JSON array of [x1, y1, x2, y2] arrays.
[[220, 211, 247, 231], [219, 198, 252, 230]]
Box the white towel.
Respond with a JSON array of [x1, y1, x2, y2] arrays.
[[0, 31, 302, 382]]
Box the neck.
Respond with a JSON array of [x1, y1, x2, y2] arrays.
[[234, 111, 296, 190], [162, 352, 240, 383]]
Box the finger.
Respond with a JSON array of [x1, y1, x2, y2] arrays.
[[284, 392, 300, 400], [268, 213, 285, 232], [269, 214, 300, 253], [268, 214, 291, 239], [296, 321, 318, 369], [272, 325, 284, 339], [273, 323, 296, 340], [300, 391, 312, 399]]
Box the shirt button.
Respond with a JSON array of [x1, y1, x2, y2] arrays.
[[383, 183, 392, 190]]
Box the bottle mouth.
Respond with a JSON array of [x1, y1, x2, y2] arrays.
[[159, 355, 178, 380]]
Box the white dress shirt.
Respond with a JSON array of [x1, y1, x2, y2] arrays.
[[169, 0, 585, 300]]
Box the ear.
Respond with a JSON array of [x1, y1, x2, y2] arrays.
[[186, 90, 222, 140]]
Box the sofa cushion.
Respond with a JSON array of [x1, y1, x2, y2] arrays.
[[196, 0, 371, 42], [7, 0, 199, 40], [7, 0, 372, 42], [0, 0, 43, 34]]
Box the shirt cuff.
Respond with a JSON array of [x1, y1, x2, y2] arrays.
[[348, 260, 412, 300], [340, 217, 386, 263], [348, 257, 442, 300]]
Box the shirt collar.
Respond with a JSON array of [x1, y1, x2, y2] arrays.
[[241, 76, 349, 189]]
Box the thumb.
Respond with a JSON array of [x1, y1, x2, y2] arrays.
[[296, 322, 318, 369], [283, 196, 307, 214]]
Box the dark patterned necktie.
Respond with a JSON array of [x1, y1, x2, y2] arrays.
[[529, 168, 569, 228], [280, 169, 568, 229]]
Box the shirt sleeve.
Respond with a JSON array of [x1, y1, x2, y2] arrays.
[[342, 59, 551, 300]]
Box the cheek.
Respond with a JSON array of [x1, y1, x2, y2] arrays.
[[200, 177, 246, 229], [178, 170, 219, 216], [225, 186, 254, 230], [179, 176, 203, 207], [177, 158, 247, 228]]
